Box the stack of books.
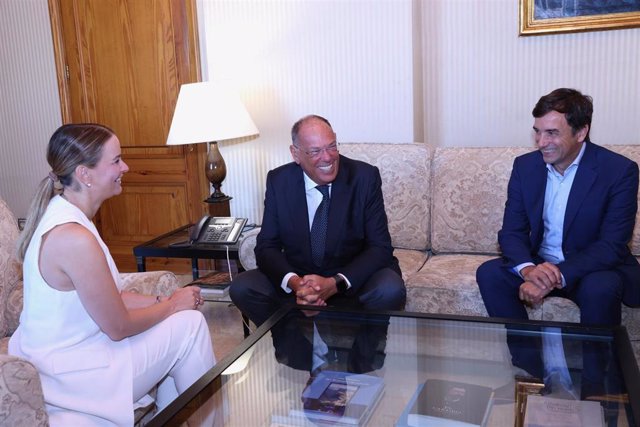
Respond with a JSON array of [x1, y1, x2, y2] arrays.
[[273, 370, 384, 426], [186, 271, 231, 299]]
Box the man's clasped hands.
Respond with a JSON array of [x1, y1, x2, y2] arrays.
[[519, 262, 563, 306], [288, 274, 340, 307]]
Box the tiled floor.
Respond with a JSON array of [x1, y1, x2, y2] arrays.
[[176, 274, 250, 362], [201, 299, 249, 362]]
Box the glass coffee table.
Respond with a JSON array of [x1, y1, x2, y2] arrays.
[[147, 307, 640, 426]]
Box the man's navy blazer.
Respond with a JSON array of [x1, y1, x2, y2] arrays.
[[255, 155, 400, 292], [498, 141, 640, 298]]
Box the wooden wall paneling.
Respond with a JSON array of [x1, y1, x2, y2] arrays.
[[48, 0, 209, 271]]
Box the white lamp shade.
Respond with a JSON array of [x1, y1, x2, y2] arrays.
[[167, 81, 259, 146]]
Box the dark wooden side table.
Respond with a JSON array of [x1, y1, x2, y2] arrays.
[[133, 224, 241, 279], [133, 224, 251, 337]]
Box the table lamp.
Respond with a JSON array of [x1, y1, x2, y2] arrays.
[[167, 81, 259, 202]]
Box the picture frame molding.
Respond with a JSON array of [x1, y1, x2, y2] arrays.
[[519, 0, 640, 35]]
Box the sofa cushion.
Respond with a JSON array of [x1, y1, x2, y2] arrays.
[[406, 254, 543, 320], [406, 254, 495, 316], [430, 147, 533, 254], [393, 248, 428, 281], [538, 296, 581, 324], [0, 198, 21, 338], [339, 143, 432, 251]]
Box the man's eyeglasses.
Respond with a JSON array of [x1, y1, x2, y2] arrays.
[[294, 143, 339, 159]]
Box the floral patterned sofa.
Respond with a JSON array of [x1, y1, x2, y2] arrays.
[[239, 142, 640, 366], [0, 196, 180, 425]]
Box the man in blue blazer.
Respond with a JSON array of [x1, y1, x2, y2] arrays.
[[477, 88, 640, 392], [231, 115, 405, 327], [477, 88, 640, 327]]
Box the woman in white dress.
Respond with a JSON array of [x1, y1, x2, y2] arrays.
[[10, 123, 216, 426]]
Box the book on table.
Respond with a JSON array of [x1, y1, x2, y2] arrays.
[[396, 379, 494, 427], [288, 370, 384, 426], [186, 271, 230, 298], [523, 395, 604, 427]]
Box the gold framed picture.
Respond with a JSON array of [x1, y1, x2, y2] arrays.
[[519, 0, 640, 35]]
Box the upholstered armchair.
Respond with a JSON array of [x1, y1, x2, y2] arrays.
[[0, 197, 180, 425]]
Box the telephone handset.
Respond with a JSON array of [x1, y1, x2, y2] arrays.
[[189, 216, 248, 245]]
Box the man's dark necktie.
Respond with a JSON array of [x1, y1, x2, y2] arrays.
[[310, 185, 330, 266]]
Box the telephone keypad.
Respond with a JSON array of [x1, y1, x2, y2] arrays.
[[191, 217, 248, 245], [205, 227, 227, 242]]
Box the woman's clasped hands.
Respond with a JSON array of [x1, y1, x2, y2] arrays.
[[169, 286, 204, 311]]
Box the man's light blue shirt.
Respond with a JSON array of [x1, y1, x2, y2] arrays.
[[515, 142, 587, 286]]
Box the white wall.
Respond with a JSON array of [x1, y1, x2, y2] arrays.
[[197, 0, 417, 222], [0, 0, 62, 218], [422, 0, 640, 148], [1, 0, 639, 224], [199, 0, 640, 224]]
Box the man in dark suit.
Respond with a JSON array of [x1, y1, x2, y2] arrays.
[[476, 88, 640, 391], [231, 115, 405, 374], [231, 114, 405, 327]]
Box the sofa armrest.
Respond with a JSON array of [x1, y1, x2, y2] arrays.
[[4, 281, 23, 336], [120, 271, 180, 296], [0, 354, 49, 426], [238, 227, 261, 271]]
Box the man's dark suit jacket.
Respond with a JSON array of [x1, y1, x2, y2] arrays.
[[255, 155, 400, 293], [499, 141, 640, 303]]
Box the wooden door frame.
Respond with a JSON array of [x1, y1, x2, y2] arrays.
[[46, 0, 212, 271], [46, 0, 209, 224]]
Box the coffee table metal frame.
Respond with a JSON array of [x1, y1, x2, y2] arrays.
[[133, 224, 242, 280], [147, 306, 640, 427]]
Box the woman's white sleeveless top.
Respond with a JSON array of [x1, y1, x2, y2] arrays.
[[9, 195, 134, 426]]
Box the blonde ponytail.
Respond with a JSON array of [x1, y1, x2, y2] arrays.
[[16, 177, 56, 261]]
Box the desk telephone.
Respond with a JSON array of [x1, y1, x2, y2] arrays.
[[190, 216, 248, 245]]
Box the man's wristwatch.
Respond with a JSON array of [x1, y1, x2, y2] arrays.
[[333, 274, 348, 294]]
